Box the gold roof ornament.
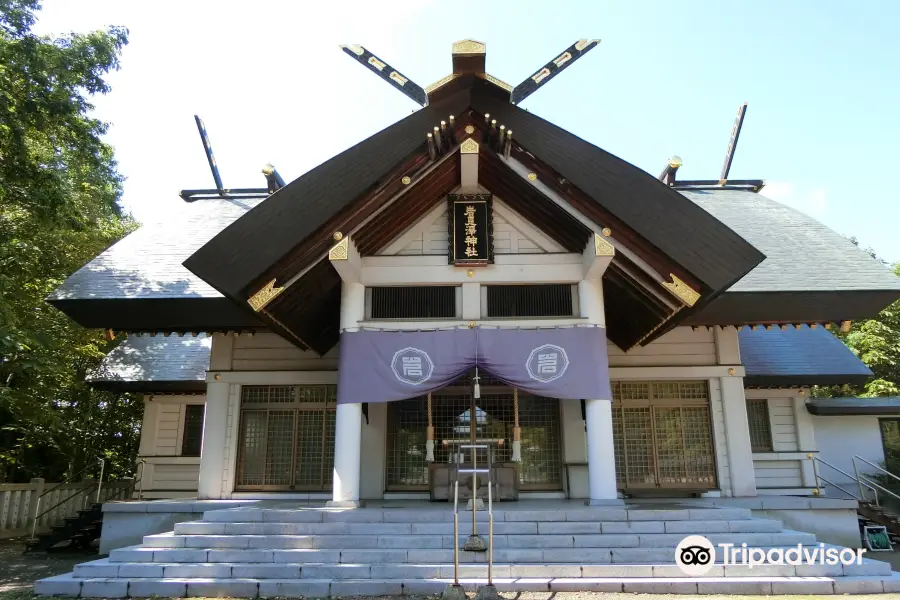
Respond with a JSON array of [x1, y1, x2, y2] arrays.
[[248, 279, 285, 312], [329, 236, 350, 261], [424, 73, 458, 95], [480, 73, 513, 92], [661, 274, 701, 307], [594, 233, 615, 257], [452, 40, 486, 55], [460, 138, 480, 154]]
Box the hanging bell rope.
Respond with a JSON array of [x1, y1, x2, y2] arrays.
[[511, 388, 522, 462], [425, 392, 435, 462]]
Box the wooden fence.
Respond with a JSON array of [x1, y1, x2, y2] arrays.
[[0, 478, 134, 535]]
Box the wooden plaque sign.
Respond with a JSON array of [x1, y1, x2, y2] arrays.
[[448, 193, 493, 265]]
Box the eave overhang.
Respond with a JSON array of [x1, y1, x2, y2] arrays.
[[683, 290, 900, 328], [87, 380, 207, 394], [47, 296, 264, 333], [806, 398, 900, 416]]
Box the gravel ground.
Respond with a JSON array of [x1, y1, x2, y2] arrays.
[[0, 536, 93, 594]]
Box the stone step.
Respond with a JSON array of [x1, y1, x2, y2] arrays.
[[139, 530, 817, 551], [109, 544, 866, 569], [72, 557, 895, 579], [34, 572, 900, 597], [173, 517, 784, 536], [199, 506, 754, 524]]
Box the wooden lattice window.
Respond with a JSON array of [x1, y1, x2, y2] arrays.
[[611, 381, 716, 491], [234, 385, 336, 491], [485, 284, 575, 317], [367, 286, 458, 319], [181, 405, 205, 457], [746, 398, 773, 452]]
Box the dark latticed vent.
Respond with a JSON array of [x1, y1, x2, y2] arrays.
[[486, 284, 575, 318], [369, 286, 457, 319]]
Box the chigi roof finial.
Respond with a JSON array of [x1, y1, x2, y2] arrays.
[[338, 39, 602, 107]]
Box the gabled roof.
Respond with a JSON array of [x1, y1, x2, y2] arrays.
[[184, 80, 763, 304], [739, 325, 872, 387], [682, 190, 900, 326], [87, 335, 211, 393], [178, 79, 766, 352]]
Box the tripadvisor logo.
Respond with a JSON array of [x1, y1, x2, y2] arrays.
[[675, 535, 867, 576], [676, 535, 716, 576]]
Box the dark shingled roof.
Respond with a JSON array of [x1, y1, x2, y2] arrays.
[[87, 335, 211, 393], [681, 189, 900, 293], [739, 325, 872, 387], [806, 397, 900, 416]]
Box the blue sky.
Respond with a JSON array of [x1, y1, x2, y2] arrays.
[[35, 0, 900, 262]]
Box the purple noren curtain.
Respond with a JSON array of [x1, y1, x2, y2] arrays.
[[336, 327, 611, 404]]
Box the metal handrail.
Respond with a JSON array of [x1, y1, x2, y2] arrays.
[[850, 454, 900, 506], [808, 454, 880, 503], [857, 474, 900, 506], [449, 440, 497, 590], [35, 458, 105, 500], [28, 457, 150, 541], [853, 455, 900, 483]]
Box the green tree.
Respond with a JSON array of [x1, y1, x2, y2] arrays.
[[815, 262, 900, 399], [0, 0, 139, 482]]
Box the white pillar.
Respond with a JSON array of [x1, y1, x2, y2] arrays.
[[720, 376, 758, 497], [197, 335, 233, 500], [197, 381, 230, 499], [331, 280, 365, 506], [578, 278, 619, 503], [585, 399, 618, 501]]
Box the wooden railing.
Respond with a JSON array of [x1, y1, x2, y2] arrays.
[[0, 478, 134, 535]]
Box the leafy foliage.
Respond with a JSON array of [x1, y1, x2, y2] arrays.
[[0, 0, 139, 482], [815, 262, 900, 398]]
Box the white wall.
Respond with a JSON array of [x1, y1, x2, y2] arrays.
[[383, 197, 565, 257], [812, 413, 889, 495], [231, 333, 338, 371], [607, 326, 716, 367], [745, 389, 817, 493], [138, 394, 204, 498]]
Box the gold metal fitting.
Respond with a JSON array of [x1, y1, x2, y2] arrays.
[[728, 368, 735, 376], [333, 231, 343, 241], [468, 321, 477, 329], [527, 173, 537, 181], [602, 227, 612, 237], [401, 176, 411, 185], [466, 269, 475, 278], [214, 374, 221, 381], [465, 125, 475, 134]]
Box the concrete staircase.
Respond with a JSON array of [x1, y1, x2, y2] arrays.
[[35, 504, 900, 596]]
